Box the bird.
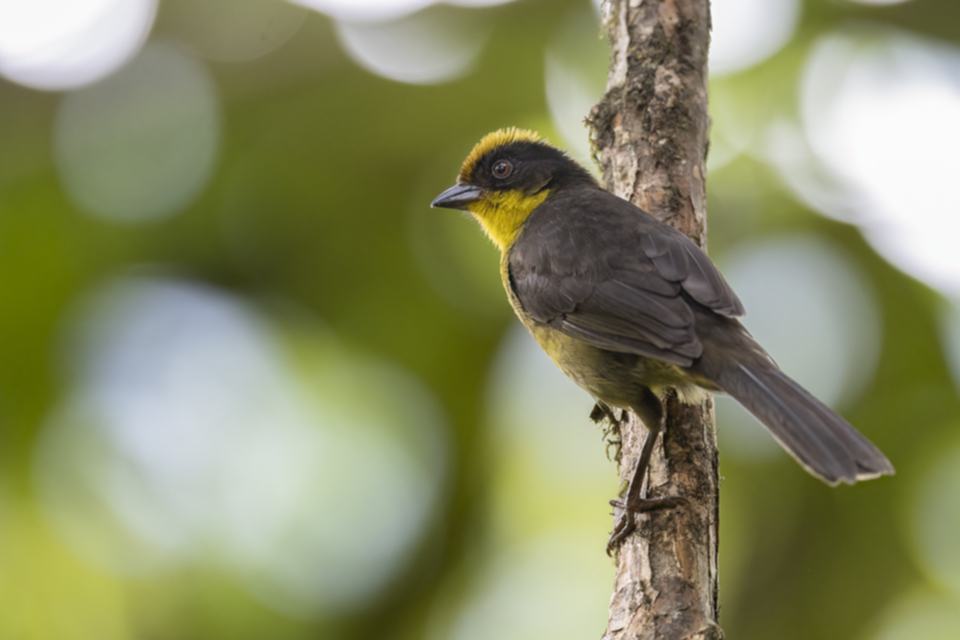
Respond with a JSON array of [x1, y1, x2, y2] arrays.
[[431, 127, 894, 553]]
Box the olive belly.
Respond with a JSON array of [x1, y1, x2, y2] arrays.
[[524, 319, 710, 411]]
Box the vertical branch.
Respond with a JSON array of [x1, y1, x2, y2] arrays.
[[587, 1, 722, 639]]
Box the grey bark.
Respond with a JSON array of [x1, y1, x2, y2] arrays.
[[587, 1, 722, 638]]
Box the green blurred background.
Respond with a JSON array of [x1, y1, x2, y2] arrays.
[[2, 0, 960, 638]]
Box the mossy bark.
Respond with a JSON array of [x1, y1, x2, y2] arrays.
[[587, 1, 722, 638]]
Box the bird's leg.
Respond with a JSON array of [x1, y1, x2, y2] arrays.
[[606, 388, 685, 555]]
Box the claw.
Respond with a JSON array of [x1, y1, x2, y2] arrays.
[[607, 512, 635, 555], [606, 496, 688, 556]]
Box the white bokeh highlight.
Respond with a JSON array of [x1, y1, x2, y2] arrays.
[[910, 443, 960, 598], [36, 276, 447, 616], [544, 54, 598, 161], [710, 0, 800, 76], [0, 0, 156, 91], [54, 43, 219, 223], [706, 87, 753, 173], [292, 0, 512, 23], [798, 33, 960, 297], [716, 236, 881, 462], [436, 536, 609, 640], [870, 590, 960, 640], [763, 119, 868, 225], [334, 7, 490, 85], [164, 0, 307, 63], [940, 301, 960, 395], [544, 7, 607, 160], [425, 324, 615, 640], [487, 323, 610, 487]]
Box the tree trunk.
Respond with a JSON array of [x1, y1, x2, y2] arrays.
[[587, 1, 722, 639]]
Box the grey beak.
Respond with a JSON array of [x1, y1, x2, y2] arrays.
[[431, 183, 483, 210]]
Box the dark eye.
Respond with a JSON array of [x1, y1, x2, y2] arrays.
[[492, 160, 513, 179]]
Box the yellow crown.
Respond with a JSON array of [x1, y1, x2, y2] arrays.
[[459, 128, 542, 182]]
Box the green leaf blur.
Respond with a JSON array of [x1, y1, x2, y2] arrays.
[[2, 0, 960, 639]]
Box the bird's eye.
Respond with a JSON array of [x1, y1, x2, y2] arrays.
[[492, 160, 513, 179]]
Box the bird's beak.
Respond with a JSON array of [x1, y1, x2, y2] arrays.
[[431, 183, 483, 210]]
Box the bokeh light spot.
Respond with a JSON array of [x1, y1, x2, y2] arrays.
[[291, 0, 512, 23], [710, 0, 799, 76], [161, 0, 307, 63], [0, 0, 156, 91], [431, 536, 609, 640], [53, 43, 220, 223], [37, 276, 448, 616], [799, 33, 960, 297], [716, 236, 880, 462], [910, 442, 960, 596], [334, 5, 490, 85], [939, 301, 960, 393], [487, 323, 609, 487], [544, 7, 607, 160], [870, 589, 960, 640]]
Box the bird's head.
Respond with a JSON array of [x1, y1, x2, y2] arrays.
[[431, 128, 597, 250]]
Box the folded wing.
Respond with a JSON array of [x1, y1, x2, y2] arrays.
[[509, 190, 744, 367]]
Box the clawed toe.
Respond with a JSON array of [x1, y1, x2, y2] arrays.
[[613, 495, 688, 512], [606, 514, 634, 555], [606, 495, 687, 556]]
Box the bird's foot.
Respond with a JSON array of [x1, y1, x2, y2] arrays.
[[606, 495, 688, 556]]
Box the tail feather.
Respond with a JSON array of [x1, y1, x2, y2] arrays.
[[718, 360, 894, 485]]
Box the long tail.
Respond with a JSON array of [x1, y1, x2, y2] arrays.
[[714, 358, 894, 485]]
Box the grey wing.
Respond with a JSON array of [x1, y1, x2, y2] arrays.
[[510, 231, 701, 368], [639, 222, 744, 317], [509, 192, 744, 367]]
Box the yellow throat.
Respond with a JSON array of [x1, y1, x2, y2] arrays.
[[467, 189, 549, 252], [458, 128, 550, 251]]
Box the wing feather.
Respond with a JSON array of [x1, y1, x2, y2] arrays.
[[509, 189, 744, 366]]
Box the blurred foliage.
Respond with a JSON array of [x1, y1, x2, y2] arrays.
[[3, 0, 960, 639]]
